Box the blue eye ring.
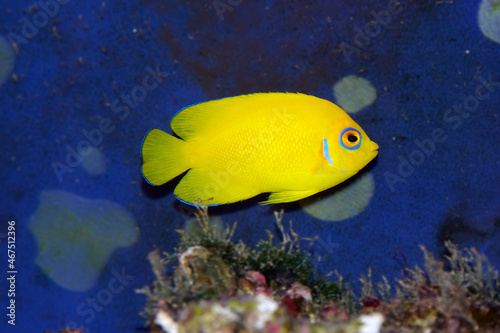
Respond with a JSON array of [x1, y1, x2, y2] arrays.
[[339, 127, 362, 150]]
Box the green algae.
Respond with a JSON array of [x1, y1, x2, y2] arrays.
[[138, 208, 341, 320]]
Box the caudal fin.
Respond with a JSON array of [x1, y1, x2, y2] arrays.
[[141, 129, 189, 186]]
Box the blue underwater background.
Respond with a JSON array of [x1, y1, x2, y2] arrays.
[[1, 0, 500, 332]]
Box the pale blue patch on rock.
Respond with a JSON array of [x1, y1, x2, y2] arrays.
[[0, 36, 15, 86], [333, 75, 377, 114], [300, 172, 375, 222], [478, 0, 500, 44], [81, 146, 106, 175], [29, 190, 139, 291]]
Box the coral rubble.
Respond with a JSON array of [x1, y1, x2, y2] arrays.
[[138, 207, 500, 332]]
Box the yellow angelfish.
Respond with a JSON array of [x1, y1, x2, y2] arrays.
[[141, 93, 378, 206]]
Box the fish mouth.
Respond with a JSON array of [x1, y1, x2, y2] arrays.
[[368, 141, 379, 159], [370, 141, 379, 153]]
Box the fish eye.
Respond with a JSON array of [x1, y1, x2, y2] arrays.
[[340, 128, 362, 150]]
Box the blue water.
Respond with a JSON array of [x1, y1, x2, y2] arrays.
[[1, 1, 499, 332]]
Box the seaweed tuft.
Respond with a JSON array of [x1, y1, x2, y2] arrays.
[[382, 241, 500, 331]]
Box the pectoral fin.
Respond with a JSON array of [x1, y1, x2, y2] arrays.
[[260, 189, 319, 205]]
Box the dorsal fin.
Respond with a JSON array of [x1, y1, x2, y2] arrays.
[[170, 92, 311, 140]]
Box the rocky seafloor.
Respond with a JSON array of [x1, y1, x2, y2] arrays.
[[46, 207, 500, 333], [137, 208, 500, 333]]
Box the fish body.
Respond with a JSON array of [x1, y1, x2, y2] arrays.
[[141, 92, 378, 206]]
